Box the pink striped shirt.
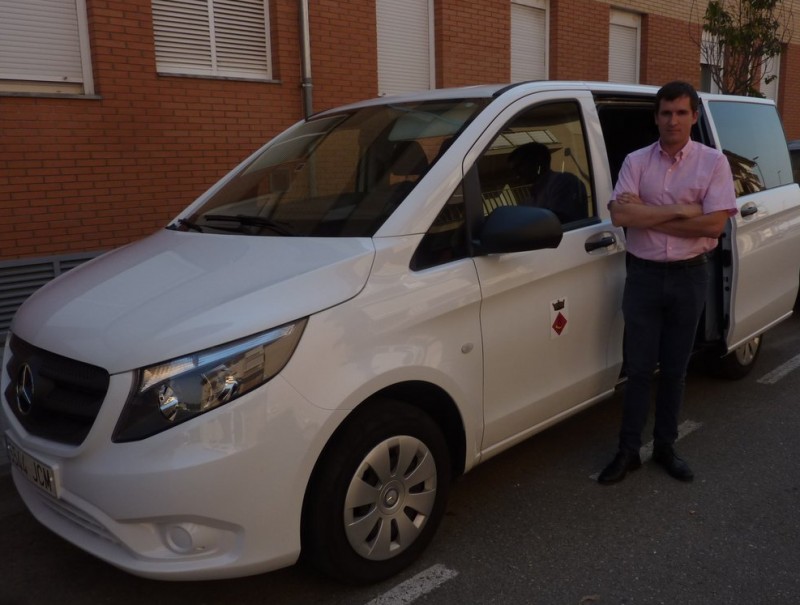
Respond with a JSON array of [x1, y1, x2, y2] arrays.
[[612, 140, 738, 262]]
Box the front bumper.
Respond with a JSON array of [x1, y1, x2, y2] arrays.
[[1, 351, 343, 580]]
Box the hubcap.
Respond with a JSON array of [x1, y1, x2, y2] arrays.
[[735, 335, 760, 365], [343, 435, 438, 561]]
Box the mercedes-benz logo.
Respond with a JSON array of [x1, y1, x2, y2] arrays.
[[16, 363, 35, 416]]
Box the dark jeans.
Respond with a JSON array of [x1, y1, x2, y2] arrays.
[[619, 254, 709, 453]]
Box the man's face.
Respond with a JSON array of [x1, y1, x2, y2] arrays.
[[655, 95, 698, 149]]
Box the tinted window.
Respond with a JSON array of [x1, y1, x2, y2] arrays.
[[475, 101, 595, 228], [707, 101, 793, 195], [181, 99, 488, 237], [410, 184, 468, 271]]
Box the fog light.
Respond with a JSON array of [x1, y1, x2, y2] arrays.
[[165, 524, 194, 554]]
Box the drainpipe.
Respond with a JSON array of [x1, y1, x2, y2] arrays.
[[299, 0, 313, 118]]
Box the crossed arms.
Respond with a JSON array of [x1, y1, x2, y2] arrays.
[[609, 192, 729, 238]]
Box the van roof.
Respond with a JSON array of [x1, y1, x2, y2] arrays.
[[313, 81, 775, 118]]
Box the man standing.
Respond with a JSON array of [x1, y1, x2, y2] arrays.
[[598, 81, 738, 485]]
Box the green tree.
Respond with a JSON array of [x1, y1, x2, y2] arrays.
[[696, 0, 792, 96]]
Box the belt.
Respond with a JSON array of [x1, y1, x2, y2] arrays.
[[626, 252, 709, 269]]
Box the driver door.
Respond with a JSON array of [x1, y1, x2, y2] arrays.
[[472, 93, 626, 454]]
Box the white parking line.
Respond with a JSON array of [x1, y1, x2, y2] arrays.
[[364, 564, 458, 605], [590, 419, 703, 480], [756, 353, 800, 384]]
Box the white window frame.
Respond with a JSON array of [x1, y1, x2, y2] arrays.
[[152, 0, 272, 81], [608, 9, 641, 84], [376, 0, 435, 96], [700, 31, 722, 94], [0, 0, 94, 95], [510, 0, 549, 82], [760, 53, 780, 101]]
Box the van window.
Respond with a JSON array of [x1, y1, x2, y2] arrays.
[[475, 101, 595, 228], [707, 101, 793, 195], [181, 99, 488, 237], [410, 184, 468, 270]]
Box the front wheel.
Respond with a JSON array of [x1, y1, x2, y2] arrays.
[[706, 334, 763, 380], [301, 400, 451, 584]]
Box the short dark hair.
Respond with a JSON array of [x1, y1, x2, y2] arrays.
[[656, 80, 699, 113], [509, 142, 551, 172]]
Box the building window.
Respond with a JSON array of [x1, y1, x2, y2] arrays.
[[0, 0, 94, 94], [152, 0, 272, 80], [760, 53, 780, 100], [376, 0, 434, 96], [510, 0, 548, 82], [608, 9, 640, 84], [700, 32, 722, 94]]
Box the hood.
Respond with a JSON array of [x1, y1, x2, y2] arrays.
[[12, 230, 375, 373]]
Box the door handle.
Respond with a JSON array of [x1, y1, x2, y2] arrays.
[[741, 203, 758, 218], [585, 234, 616, 252]]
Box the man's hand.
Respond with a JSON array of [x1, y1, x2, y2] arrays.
[[609, 193, 702, 228], [615, 192, 644, 205]]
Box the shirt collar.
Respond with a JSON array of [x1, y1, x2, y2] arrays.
[[657, 139, 694, 160]]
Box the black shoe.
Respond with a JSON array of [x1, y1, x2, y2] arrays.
[[598, 450, 642, 485], [652, 445, 694, 482]]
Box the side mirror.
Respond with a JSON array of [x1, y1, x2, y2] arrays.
[[475, 206, 563, 254]]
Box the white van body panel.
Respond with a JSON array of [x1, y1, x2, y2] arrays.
[[725, 184, 800, 350], [10, 230, 374, 372]]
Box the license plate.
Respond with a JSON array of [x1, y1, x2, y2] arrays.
[[5, 435, 60, 498]]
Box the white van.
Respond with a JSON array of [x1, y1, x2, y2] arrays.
[[3, 82, 800, 583]]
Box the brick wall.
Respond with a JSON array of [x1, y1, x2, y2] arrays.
[[0, 0, 376, 261], [310, 0, 378, 109], [436, 0, 510, 86], [778, 44, 800, 139], [640, 14, 703, 87], [2, 0, 800, 263], [550, 0, 609, 80]]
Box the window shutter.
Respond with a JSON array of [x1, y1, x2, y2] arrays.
[[376, 0, 433, 96], [152, 0, 271, 79], [0, 0, 85, 85], [608, 10, 640, 84], [511, 0, 547, 82]]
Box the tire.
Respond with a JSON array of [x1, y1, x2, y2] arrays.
[[706, 334, 763, 380], [301, 400, 451, 584]]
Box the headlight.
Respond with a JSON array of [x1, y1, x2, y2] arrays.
[[112, 319, 307, 442]]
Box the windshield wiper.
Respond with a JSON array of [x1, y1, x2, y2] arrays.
[[167, 218, 204, 232], [204, 214, 296, 236]]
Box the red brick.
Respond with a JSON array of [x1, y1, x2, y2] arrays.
[[2, 0, 799, 262]]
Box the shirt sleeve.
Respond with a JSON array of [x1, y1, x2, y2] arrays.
[[612, 154, 640, 200]]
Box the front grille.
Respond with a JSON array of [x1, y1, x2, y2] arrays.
[[4, 335, 110, 445]]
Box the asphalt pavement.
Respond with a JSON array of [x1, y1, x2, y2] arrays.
[[2, 315, 800, 604]]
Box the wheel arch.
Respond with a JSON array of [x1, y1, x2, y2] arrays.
[[300, 381, 466, 523], [375, 381, 467, 477], [307, 381, 467, 491], [298, 382, 466, 581]]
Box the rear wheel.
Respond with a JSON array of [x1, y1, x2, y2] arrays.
[[706, 334, 762, 380], [301, 400, 451, 584]]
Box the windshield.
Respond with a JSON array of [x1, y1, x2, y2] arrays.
[[180, 99, 488, 237]]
